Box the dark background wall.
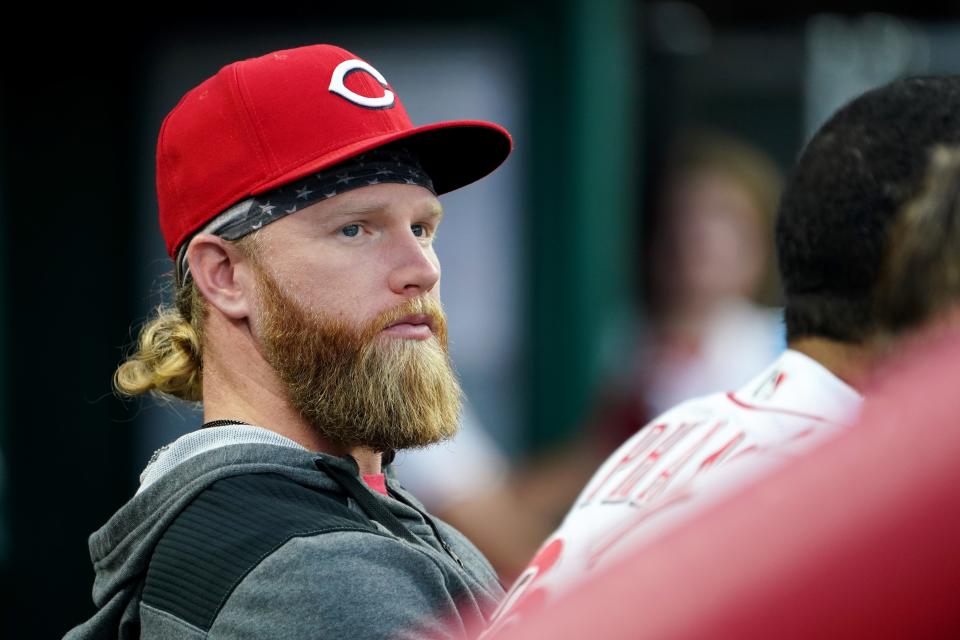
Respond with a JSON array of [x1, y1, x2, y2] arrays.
[[1, 23, 142, 637]]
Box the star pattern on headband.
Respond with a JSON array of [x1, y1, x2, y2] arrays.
[[259, 202, 276, 216], [280, 160, 432, 203]]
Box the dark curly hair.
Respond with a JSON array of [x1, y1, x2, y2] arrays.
[[776, 76, 960, 343]]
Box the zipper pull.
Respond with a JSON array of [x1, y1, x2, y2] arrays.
[[440, 537, 465, 568], [385, 478, 466, 569]]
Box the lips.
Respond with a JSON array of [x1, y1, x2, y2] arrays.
[[380, 314, 436, 340], [385, 314, 435, 332]]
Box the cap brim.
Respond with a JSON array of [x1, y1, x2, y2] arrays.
[[253, 119, 513, 197]]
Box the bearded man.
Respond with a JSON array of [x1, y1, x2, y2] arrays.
[[64, 43, 512, 640]]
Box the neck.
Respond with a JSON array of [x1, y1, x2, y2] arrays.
[[349, 447, 383, 476], [788, 336, 875, 392]]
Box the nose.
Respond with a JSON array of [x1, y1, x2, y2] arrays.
[[387, 232, 441, 296]]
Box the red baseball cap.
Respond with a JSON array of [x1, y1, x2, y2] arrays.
[[156, 43, 513, 258]]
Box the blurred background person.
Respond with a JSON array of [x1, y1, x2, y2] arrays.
[[605, 129, 785, 446], [642, 131, 784, 406]]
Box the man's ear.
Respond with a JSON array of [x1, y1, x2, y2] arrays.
[[186, 234, 255, 320]]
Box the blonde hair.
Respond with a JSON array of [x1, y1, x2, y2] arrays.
[[113, 235, 260, 402]]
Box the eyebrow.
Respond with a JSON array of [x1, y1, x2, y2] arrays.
[[327, 199, 445, 222], [425, 201, 445, 222]]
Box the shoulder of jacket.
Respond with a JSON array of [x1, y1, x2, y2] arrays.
[[141, 471, 383, 633]]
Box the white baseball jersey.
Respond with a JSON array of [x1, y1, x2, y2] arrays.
[[487, 349, 862, 633]]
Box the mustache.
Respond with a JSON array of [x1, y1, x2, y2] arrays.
[[361, 296, 448, 343]]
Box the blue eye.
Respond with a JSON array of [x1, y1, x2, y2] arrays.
[[341, 224, 360, 237], [411, 224, 425, 237]]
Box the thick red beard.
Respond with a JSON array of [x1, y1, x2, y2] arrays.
[[252, 262, 463, 452]]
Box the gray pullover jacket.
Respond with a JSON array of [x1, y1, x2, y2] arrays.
[[64, 424, 505, 639]]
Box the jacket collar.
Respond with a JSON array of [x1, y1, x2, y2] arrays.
[[137, 423, 307, 493]]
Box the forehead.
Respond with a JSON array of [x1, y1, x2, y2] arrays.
[[296, 182, 443, 223]]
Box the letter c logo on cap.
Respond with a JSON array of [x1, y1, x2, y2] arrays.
[[328, 59, 396, 109]]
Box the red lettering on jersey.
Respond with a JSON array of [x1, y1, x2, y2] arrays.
[[774, 371, 787, 390], [602, 421, 700, 504], [695, 430, 746, 476], [579, 423, 668, 506], [635, 420, 726, 505]]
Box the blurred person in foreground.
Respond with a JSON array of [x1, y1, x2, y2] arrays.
[[64, 43, 514, 640], [484, 76, 960, 634], [489, 141, 960, 640]]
